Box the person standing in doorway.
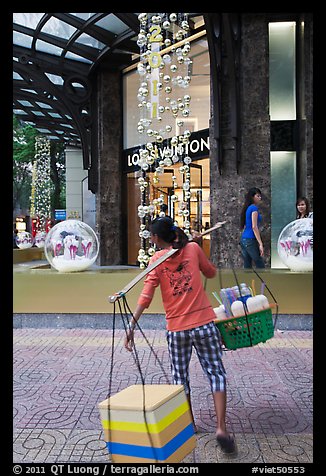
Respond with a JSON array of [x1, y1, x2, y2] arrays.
[[240, 187, 265, 268], [124, 216, 236, 454], [296, 196, 313, 249], [296, 197, 313, 219]]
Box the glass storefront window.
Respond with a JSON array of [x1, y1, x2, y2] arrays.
[[123, 34, 211, 265], [126, 155, 210, 265], [270, 151, 297, 268], [269, 22, 297, 268], [269, 22, 296, 120], [123, 36, 210, 149]]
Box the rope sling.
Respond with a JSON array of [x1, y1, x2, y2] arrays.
[[215, 225, 278, 350]]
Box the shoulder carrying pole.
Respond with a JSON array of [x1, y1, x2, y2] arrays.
[[108, 221, 226, 303]]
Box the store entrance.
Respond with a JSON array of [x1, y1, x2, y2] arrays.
[[149, 160, 211, 257], [126, 157, 210, 264], [155, 165, 201, 222]]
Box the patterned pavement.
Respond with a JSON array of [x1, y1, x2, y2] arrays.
[[13, 326, 313, 464]]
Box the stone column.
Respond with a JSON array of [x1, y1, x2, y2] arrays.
[[95, 70, 122, 265], [304, 13, 313, 206], [210, 14, 271, 268]]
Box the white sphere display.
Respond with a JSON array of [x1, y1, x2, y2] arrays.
[[44, 219, 99, 272], [277, 218, 313, 272], [16, 231, 33, 249], [34, 231, 47, 248]]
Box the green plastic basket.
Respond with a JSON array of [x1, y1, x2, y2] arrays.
[[215, 307, 275, 350]]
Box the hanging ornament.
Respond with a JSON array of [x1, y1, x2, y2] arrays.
[[136, 12, 193, 266], [31, 137, 52, 233], [29, 160, 37, 218]]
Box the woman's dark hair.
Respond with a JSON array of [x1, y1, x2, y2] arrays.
[[240, 187, 262, 229], [150, 216, 189, 249], [296, 197, 311, 218]]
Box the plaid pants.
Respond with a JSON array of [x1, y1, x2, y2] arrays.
[[166, 321, 226, 395]]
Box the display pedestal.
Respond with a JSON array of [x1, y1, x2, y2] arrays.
[[13, 248, 45, 264]]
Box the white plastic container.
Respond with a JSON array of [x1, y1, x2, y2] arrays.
[[230, 300, 246, 317], [246, 296, 262, 313], [213, 305, 228, 320], [254, 294, 270, 310], [246, 295, 270, 313]]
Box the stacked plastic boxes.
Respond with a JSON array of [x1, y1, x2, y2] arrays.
[[98, 384, 196, 463]]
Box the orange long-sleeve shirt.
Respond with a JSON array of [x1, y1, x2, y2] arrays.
[[137, 242, 217, 331]]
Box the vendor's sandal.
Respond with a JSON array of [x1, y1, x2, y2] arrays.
[[216, 434, 237, 454]]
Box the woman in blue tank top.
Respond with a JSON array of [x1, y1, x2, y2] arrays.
[[240, 187, 265, 268]]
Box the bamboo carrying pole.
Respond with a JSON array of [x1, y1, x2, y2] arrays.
[[108, 221, 226, 303]]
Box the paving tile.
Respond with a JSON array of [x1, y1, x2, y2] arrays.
[[13, 328, 313, 464], [56, 429, 108, 463], [13, 428, 72, 463], [257, 433, 313, 463]]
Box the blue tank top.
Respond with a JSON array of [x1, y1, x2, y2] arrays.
[[242, 204, 262, 239]]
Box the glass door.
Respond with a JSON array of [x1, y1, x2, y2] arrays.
[[188, 163, 203, 233], [149, 164, 203, 231], [127, 159, 210, 264]]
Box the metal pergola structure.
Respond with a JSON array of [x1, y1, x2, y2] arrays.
[[13, 14, 205, 163], [14, 12, 307, 178], [13, 13, 143, 165], [13, 13, 251, 190]]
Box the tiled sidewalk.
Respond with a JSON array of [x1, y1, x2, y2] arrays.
[[13, 327, 313, 464]]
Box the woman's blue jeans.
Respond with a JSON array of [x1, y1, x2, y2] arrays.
[[240, 237, 265, 268]]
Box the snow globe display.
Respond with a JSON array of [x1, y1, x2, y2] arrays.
[[277, 218, 313, 271], [44, 219, 99, 272], [16, 231, 33, 249], [34, 231, 47, 248]]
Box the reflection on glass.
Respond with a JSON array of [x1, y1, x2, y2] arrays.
[[13, 13, 45, 29], [271, 151, 296, 268], [36, 40, 63, 56], [42, 17, 77, 39], [123, 37, 210, 149], [76, 33, 105, 50], [269, 22, 296, 120], [127, 157, 210, 264], [13, 32, 33, 49]]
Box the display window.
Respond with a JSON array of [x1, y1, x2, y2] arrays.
[[126, 155, 210, 264], [123, 34, 211, 265]]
